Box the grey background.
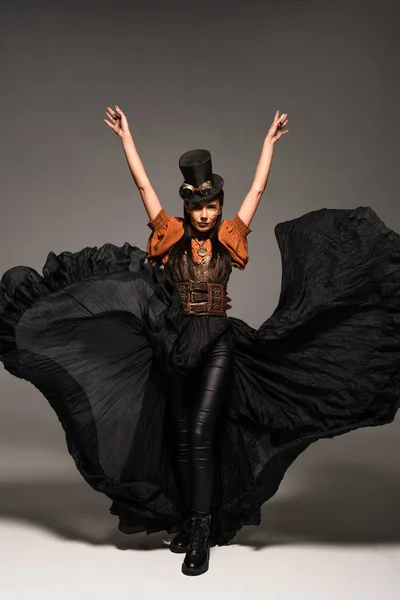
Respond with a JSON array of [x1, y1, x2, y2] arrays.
[[0, 0, 399, 545]]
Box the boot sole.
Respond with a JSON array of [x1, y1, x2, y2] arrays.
[[169, 543, 188, 554]]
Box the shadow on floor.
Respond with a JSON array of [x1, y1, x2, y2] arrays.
[[1, 459, 400, 552]]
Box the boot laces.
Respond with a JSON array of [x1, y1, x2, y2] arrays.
[[186, 516, 210, 552]]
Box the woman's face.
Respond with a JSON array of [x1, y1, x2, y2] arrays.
[[185, 198, 222, 234]]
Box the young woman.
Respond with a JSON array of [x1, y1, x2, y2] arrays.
[[105, 106, 288, 576], [1, 106, 400, 578]]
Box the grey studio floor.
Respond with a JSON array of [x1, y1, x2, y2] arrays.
[[1, 381, 400, 600]]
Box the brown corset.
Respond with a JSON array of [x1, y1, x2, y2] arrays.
[[164, 251, 233, 316]]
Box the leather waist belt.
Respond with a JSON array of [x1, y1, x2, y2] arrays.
[[175, 280, 232, 316]]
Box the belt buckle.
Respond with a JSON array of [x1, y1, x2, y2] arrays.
[[189, 290, 203, 314], [186, 287, 196, 314], [189, 288, 209, 315]]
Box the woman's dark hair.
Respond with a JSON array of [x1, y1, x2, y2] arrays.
[[168, 190, 231, 277]]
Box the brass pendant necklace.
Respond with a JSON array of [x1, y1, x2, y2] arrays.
[[193, 237, 208, 258]]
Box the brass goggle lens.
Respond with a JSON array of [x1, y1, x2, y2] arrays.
[[181, 180, 213, 198]]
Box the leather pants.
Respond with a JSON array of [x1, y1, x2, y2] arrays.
[[170, 330, 233, 516]]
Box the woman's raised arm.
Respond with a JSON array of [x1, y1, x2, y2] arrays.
[[104, 105, 162, 221], [237, 110, 289, 227]]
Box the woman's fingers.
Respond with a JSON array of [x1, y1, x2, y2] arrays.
[[106, 106, 118, 120], [278, 116, 289, 131], [273, 112, 288, 131], [104, 119, 116, 130], [105, 110, 116, 124], [115, 105, 126, 121], [104, 104, 130, 138], [104, 106, 122, 134]]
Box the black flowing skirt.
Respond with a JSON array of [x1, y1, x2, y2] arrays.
[[1, 205, 400, 546]]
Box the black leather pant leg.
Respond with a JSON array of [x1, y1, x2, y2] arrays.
[[170, 331, 233, 516], [190, 331, 232, 515]]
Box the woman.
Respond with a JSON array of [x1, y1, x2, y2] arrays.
[[105, 105, 288, 576], [1, 107, 400, 578]]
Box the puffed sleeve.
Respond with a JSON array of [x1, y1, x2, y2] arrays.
[[145, 207, 184, 266], [218, 212, 252, 270]]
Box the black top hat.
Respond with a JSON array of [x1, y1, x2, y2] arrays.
[[179, 149, 224, 203]]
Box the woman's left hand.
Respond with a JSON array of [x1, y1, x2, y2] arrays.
[[266, 110, 289, 144]]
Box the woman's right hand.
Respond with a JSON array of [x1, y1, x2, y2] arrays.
[[104, 105, 131, 139]]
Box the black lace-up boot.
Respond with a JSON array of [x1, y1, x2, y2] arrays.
[[169, 515, 192, 554], [181, 514, 212, 576]]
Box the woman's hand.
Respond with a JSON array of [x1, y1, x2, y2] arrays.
[[104, 105, 131, 140], [265, 110, 289, 144], [237, 111, 289, 226], [104, 104, 163, 220]]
